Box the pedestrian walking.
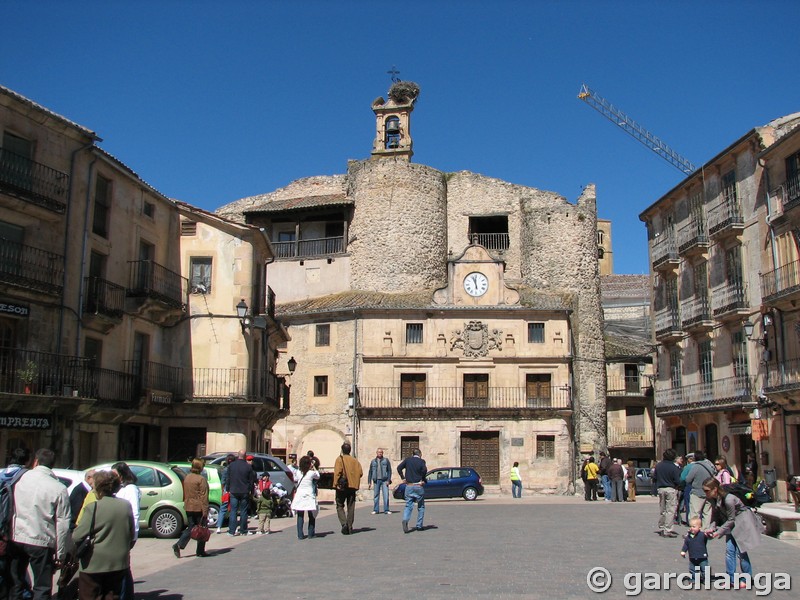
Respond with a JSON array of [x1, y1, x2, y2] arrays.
[[368, 448, 393, 514], [333, 443, 363, 535], [714, 457, 735, 485], [226, 451, 256, 536], [173, 458, 210, 558], [654, 448, 682, 537], [397, 448, 427, 533], [11, 448, 71, 600], [510, 462, 522, 498], [680, 517, 710, 583], [293, 456, 319, 540]]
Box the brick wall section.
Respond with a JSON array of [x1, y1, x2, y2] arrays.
[[347, 158, 447, 292]]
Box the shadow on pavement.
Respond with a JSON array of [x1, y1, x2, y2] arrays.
[[136, 589, 183, 599]]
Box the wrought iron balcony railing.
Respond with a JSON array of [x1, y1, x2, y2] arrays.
[[711, 282, 748, 317], [0, 148, 70, 213], [677, 218, 709, 254], [272, 236, 345, 259], [764, 358, 800, 394], [654, 375, 756, 415], [0, 238, 64, 295], [357, 386, 571, 411], [774, 174, 800, 213], [0, 346, 137, 406], [468, 233, 510, 252], [706, 197, 744, 236], [606, 375, 652, 397], [680, 295, 712, 327], [127, 260, 188, 310], [651, 234, 678, 269], [608, 426, 654, 447], [761, 259, 800, 304], [83, 276, 125, 319]]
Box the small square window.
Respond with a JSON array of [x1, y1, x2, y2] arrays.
[[143, 201, 155, 218], [536, 435, 555, 459], [314, 375, 328, 397], [528, 323, 544, 343], [406, 323, 423, 344], [315, 324, 330, 347]]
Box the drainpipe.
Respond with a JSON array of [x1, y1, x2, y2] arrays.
[[74, 154, 98, 356], [351, 309, 359, 458], [57, 142, 95, 355]]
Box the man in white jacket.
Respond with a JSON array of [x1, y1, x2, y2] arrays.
[[11, 448, 71, 600]]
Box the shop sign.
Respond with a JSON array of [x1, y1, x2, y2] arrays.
[[149, 390, 173, 405], [0, 302, 29, 317], [721, 435, 730, 452], [728, 423, 752, 436], [0, 414, 51, 429], [751, 419, 769, 441]]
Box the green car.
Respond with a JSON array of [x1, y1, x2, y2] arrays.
[[171, 462, 223, 526], [90, 461, 188, 539]]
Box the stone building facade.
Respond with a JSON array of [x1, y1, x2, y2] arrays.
[[218, 83, 606, 493]]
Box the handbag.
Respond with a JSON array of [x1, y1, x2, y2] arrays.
[[190, 524, 211, 542], [74, 504, 97, 560], [336, 458, 349, 491]]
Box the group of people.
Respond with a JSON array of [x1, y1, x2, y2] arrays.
[[654, 448, 764, 585], [581, 451, 638, 502], [0, 447, 139, 600]]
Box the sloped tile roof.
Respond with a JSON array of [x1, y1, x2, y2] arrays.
[[0, 84, 100, 141], [243, 194, 351, 214], [604, 333, 655, 360], [600, 274, 649, 300]]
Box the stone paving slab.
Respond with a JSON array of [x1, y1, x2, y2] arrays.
[[131, 496, 800, 599]]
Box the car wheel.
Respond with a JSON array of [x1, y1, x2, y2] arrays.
[[151, 508, 182, 539], [463, 487, 478, 501], [207, 504, 220, 527]]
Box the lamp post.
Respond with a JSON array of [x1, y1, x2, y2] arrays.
[[287, 356, 297, 374], [236, 299, 248, 333]]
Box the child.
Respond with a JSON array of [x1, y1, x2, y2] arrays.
[[681, 517, 709, 583], [255, 473, 273, 534]]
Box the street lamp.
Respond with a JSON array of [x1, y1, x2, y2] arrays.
[[236, 299, 249, 333], [743, 319, 767, 346], [287, 356, 297, 374]]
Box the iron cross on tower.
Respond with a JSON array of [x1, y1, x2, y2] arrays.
[[387, 65, 400, 83]]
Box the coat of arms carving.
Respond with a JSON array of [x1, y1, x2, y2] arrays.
[[450, 321, 502, 358]]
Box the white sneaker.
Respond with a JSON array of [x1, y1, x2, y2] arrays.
[[215, 528, 222, 534], [371, 511, 378, 514], [258, 531, 267, 535], [386, 511, 393, 515], [249, 531, 258, 535]]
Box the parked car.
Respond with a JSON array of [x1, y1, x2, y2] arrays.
[[171, 462, 223, 526], [393, 467, 484, 501], [52, 468, 85, 495], [90, 461, 187, 538], [203, 452, 296, 493]]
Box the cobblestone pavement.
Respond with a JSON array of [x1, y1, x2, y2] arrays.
[[131, 495, 800, 599]]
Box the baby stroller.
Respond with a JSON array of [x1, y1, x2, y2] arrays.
[[270, 482, 293, 518]]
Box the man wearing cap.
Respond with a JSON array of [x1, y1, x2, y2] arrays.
[[227, 450, 256, 536]]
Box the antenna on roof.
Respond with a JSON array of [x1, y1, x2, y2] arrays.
[[387, 65, 401, 83]]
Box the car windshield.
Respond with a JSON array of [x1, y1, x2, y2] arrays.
[[171, 466, 186, 482]]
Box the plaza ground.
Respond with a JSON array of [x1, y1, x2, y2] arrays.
[[129, 494, 800, 599]]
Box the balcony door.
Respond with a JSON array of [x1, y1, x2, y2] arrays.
[[1, 132, 33, 192], [0, 221, 23, 280], [463, 374, 489, 408]]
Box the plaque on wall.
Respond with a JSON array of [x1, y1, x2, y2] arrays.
[[511, 438, 524, 447]]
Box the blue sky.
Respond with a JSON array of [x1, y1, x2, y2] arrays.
[[3, 1, 799, 275]]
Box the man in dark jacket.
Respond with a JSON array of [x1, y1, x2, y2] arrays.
[[397, 449, 427, 533], [655, 448, 682, 537], [226, 451, 256, 536], [69, 469, 95, 530], [598, 451, 612, 501], [607, 459, 625, 502]]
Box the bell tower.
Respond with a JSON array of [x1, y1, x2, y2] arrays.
[[371, 81, 419, 161]]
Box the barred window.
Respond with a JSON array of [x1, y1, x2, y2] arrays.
[[528, 322, 544, 343], [313, 375, 328, 397], [536, 435, 555, 459], [315, 324, 330, 347], [406, 323, 423, 344]]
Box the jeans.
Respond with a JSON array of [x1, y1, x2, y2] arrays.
[[296, 510, 316, 539], [657, 487, 678, 533], [610, 480, 624, 502], [511, 480, 522, 498], [372, 479, 390, 512], [228, 493, 249, 535], [689, 559, 709, 583], [403, 484, 425, 529], [725, 536, 752, 579], [600, 475, 611, 499], [216, 501, 228, 529], [10, 542, 54, 600]]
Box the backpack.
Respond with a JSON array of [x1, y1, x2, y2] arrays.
[[0, 467, 28, 556], [722, 482, 767, 508]]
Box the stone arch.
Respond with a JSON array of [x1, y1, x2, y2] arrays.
[[297, 425, 346, 468]]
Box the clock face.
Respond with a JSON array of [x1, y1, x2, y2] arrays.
[[464, 272, 489, 297]]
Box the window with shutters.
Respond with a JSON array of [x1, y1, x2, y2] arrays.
[[314, 375, 328, 397], [315, 324, 330, 347], [180, 220, 197, 236], [526, 374, 551, 407], [463, 374, 489, 408], [406, 323, 423, 344], [400, 374, 426, 408], [536, 435, 555, 459]]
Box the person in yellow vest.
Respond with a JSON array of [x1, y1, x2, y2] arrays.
[[510, 462, 522, 498], [584, 456, 600, 501]]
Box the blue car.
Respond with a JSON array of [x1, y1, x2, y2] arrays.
[[393, 467, 484, 501]]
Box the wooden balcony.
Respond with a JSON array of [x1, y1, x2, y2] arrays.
[[0, 148, 70, 213], [356, 386, 572, 420], [606, 375, 652, 397], [272, 236, 345, 259], [654, 375, 757, 416], [0, 238, 63, 296]]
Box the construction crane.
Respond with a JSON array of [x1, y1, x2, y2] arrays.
[[578, 83, 697, 176]]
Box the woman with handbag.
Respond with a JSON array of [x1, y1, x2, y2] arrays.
[[173, 458, 210, 558], [72, 470, 134, 600], [292, 455, 320, 540]]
